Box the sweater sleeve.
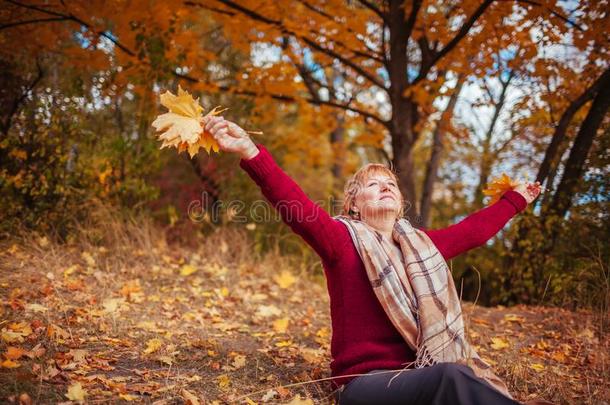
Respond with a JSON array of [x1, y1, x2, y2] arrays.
[[423, 190, 527, 260], [239, 143, 344, 264]]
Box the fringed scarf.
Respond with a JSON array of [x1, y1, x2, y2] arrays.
[[334, 215, 513, 399]]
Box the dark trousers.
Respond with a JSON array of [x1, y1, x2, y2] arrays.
[[335, 363, 521, 405]]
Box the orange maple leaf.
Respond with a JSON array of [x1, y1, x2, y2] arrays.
[[482, 173, 520, 205]]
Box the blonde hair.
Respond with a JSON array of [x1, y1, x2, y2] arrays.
[[342, 163, 405, 219]]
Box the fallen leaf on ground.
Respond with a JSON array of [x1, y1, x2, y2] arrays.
[[273, 318, 290, 333], [490, 337, 510, 350], [274, 270, 297, 289], [180, 264, 198, 276], [144, 338, 163, 354], [181, 388, 200, 405], [1, 359, 20, 368], [66, 382, 87, 402], [217, 374, 231, 390], [282, 395, 314, 405], [232, 354, 246, 369], [4, 346, 26, 360], [257, 305, 282, 318]]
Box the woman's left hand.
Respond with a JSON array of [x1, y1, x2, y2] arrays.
[[513, 181, 542, 204]]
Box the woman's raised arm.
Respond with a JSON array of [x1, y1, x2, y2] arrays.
[[423, 190, 533, 261], [204, 116, 345, 264]]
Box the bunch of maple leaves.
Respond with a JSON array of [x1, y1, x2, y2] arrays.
[[482, 173, 521, 205], [152, 86, 225, 157]]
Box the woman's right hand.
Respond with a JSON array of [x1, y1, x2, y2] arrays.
[[513, 181, 542, 204], [203, 116, 259, 160]]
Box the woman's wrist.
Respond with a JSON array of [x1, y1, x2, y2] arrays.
[[501, 190, 527, 213], [240, 143, 260, 160]]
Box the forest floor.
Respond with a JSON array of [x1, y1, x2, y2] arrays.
[[0, 223, 608, 405]]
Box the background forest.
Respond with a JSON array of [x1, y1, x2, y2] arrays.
[[0, 1, 608, 403]]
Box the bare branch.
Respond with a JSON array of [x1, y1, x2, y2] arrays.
[[5, 0, 136, 56], [507, 0, 585, 31], [404, 0, 423, 41], [413, 0, 494, 84], [417, 36, 434, 69], [183, 1, 236, 16], [356, 0, 388, 23], [206, 0, 387, 89], [172, 69, 387, 125], [290, 0, 386, 63], [0, 17, 69, 30], [299, 35, 386, 88]]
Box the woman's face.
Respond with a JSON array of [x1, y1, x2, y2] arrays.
[[352, 174, 402, 222]]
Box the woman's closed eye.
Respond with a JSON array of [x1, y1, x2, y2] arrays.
[[368, 180, 396, 187]]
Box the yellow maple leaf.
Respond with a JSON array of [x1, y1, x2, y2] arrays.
[[482, 173, 520, 205], [144, 338, 163, 354], [231, 354, 246, 369], [490, 337, 510, 350], [151, 86, 225, 157], [180, 264, 198, 276], [102, 298, 124, 314], [274, 270, 297, 289], [153, 113, 203, 148], [160, 85, 204, 118], [530, 363, 545, 372], [119, 393, 139, 401], [217, 374, 231, 390], [283, 395, 314, 405], [275, 340, 293, 347], [273, 318, 289, 333], [81, 251, 96, 267], [66, 382, 87, 402], [1, 322, 32, 343]]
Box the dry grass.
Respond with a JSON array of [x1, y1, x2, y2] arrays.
[[0, 207, 608, 404]]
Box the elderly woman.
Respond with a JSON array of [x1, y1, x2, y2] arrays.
[[203, 116, 543, 405]]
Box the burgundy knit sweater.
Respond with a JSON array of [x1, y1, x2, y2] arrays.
[[239, 144, 527, 388]]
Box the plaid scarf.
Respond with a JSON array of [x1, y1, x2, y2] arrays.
[[334, 215, 513, 399]]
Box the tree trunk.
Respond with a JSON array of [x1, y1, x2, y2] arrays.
[[388, 0, 419, 219], [188, 156, 222, 224], [549, 74, 610, 219], [536, 67, 610, 186], [330, 113, 345, 194], [420, 78, 464, 228], [393, 141, 419, 221], [390, 100, 419, 220]]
